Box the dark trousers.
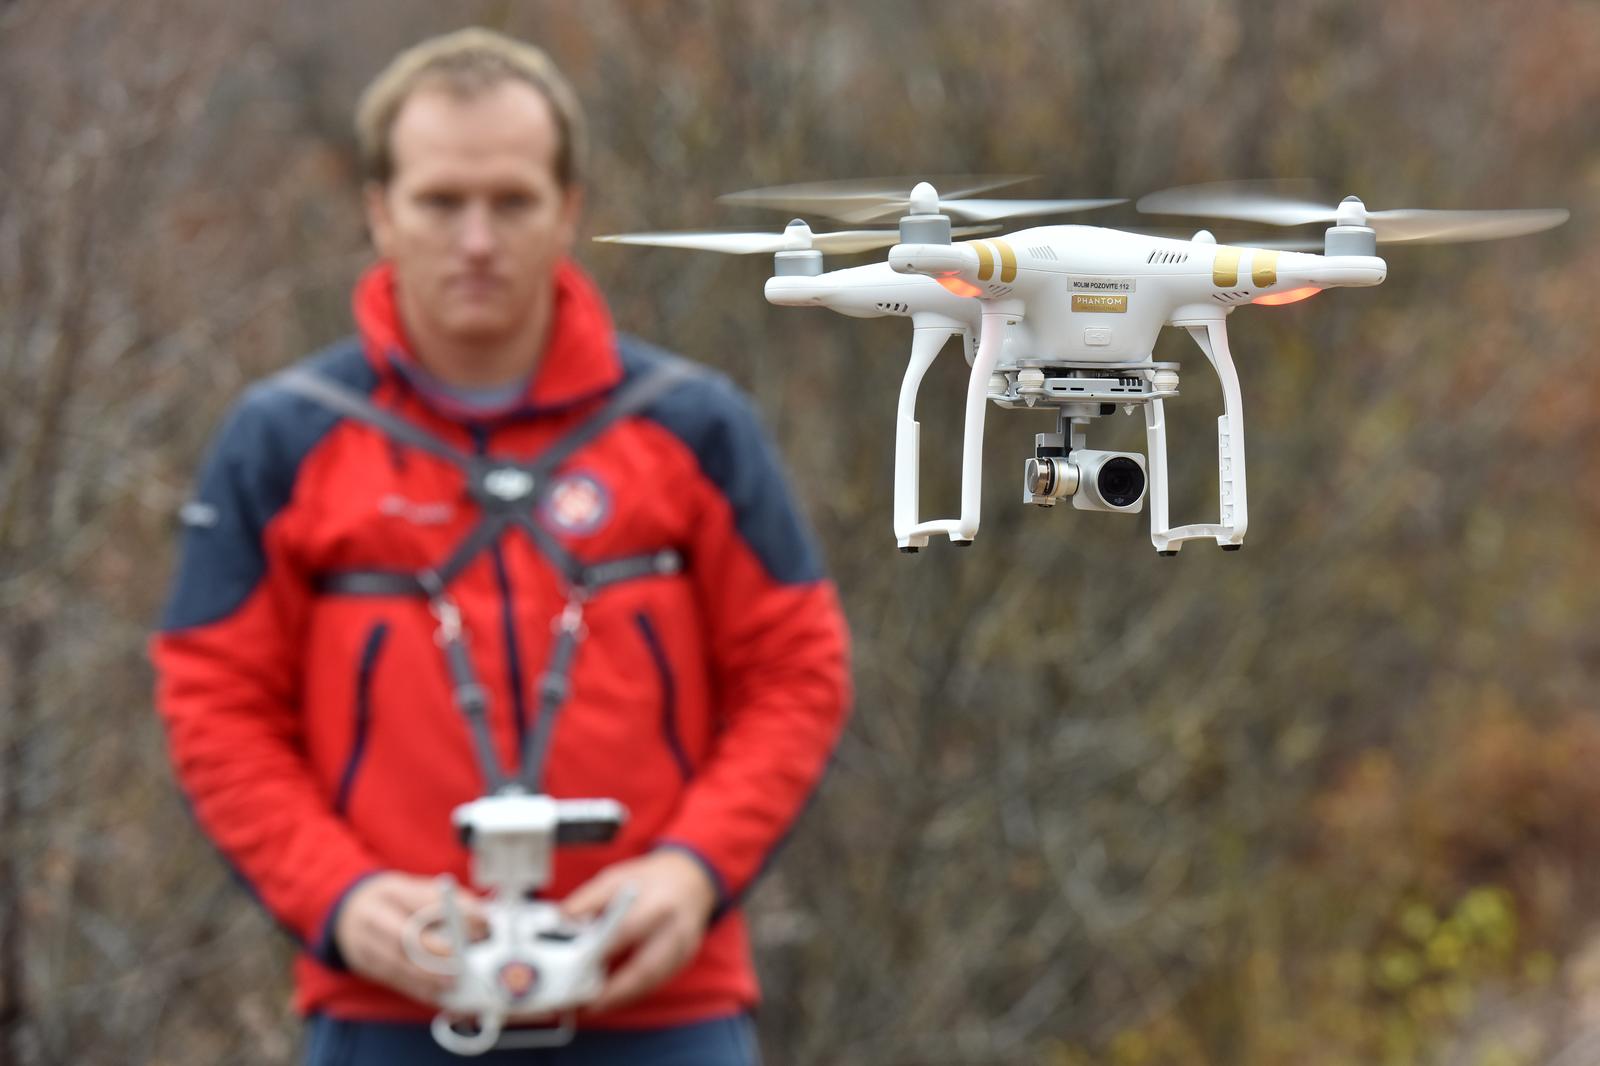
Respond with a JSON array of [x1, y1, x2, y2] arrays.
[[303, 1013, 762, 1066]]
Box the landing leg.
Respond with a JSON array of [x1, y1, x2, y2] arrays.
[[894, 324, 959, 550], [899, 303, 1021, 546], [1192, 320, 1248, 546], [1146, 319, 1248, 553]]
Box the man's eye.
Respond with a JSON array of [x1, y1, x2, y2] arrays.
[[421, 193, 462, 211], [495, 193, 534, 213]]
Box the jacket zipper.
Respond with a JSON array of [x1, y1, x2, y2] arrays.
[[334, 620, 389, 815], [636, 610, 692, 781]]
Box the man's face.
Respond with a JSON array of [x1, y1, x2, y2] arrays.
[[366, 80, 582, 348]]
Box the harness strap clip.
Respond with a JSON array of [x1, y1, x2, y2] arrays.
[[537, 675, 571, 706], [555, 598, 586, 638], [454, 682, 490, 716], [430, 595, 465, 646]]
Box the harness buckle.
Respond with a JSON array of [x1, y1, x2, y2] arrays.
[[481, 466, 537, 505]]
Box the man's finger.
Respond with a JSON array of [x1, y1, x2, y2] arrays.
[[560, 869, 623, 921], [601, 895, 668, 960], [356, 899, 457, 1003], [379, 880, 485, 945], [373, 934, 455, 1004], [592, 925, 687, 1013], [417, 925, 456, 959], [426, 888, 491, 940], [379, 876, 446, 911], [463, 906, 490, 942]]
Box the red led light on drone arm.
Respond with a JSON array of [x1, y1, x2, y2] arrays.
[[1252, 286, 1322, 306], [937, 277, 983, 298]]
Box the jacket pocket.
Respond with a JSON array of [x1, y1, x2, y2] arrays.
[[635, 610, 692, 782], [333, 621, 389, 815]]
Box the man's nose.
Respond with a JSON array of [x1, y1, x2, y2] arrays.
[[458, 202, 497, 257]]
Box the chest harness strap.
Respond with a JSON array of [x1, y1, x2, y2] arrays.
[[278, 359, 696, 794]]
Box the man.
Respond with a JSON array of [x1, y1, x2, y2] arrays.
[[152, 27, 850, 1064]]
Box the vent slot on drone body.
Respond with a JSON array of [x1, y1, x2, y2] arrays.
[[1212, 290, 1251, 304], [987, 285, 1014, 297], [1048, 375, 1144, 396], [1029, 246, 1058, 261], [1147, 249, 1190, 265], [875, 301, 910, 314]]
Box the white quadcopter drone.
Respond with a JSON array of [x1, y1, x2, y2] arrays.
[[598, 177, 1568, 554]]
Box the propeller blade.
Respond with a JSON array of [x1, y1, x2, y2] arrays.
[[1237, 236, 1326, 252], [808, 230, 909, 253], [807, 226, 994, 252], [594, 224, 1001, 256], [1365, 207, 1571, 244], [719, 175, 1034, 222], [1123, 227, 1324, 252], [1140, 180, 1570, 245], [941, 197, 1127, 223], [1137, 179, 1334, 226], [593, 230, 792, 254]]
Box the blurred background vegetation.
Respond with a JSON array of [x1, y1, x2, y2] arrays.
[[2, 1, 1598, 1063]]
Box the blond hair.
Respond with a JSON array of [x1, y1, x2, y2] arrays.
[[355, 27, 586, 186]]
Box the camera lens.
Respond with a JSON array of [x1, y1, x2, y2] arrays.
[[1097, 457, 1145, 508]]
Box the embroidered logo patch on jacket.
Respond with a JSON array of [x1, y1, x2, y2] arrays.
[[539, 473, 611, 536]]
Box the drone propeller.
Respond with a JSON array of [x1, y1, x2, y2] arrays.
[[1224, 236, 1325, 252], [720, 175, 1126, 225], [1136, 180, 1569, 244], [1127, 226, 1325, 253], [593, 218, 998, 256]]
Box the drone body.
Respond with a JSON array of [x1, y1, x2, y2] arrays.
[[598, 178, 1565, 555], [887, 224, 1387, 362]]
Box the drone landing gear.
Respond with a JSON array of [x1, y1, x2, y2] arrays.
[[1146, 318, 1248, 553], [891, 307, 1248, 555], [894, 307, 1016, 550]]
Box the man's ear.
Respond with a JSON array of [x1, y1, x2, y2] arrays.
[[364, 181, 395, 258]]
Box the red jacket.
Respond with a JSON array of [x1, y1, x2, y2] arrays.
[[151, 261, 851, 1027]]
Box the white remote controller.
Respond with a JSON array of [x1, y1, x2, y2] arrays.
[[401, 793, 634, 1055]]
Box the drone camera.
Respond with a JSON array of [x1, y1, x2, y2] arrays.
[[1024, 451, 1146, 512], [1073, 451, 1147, 512]]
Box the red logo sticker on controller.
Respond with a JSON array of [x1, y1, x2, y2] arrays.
[[497, 960, 540, 1002]]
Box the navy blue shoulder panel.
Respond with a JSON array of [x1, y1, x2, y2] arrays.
[[618, 335, 825, 586], [160, 338, 378, 631]]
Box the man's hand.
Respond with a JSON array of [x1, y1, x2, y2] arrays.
[[561, 849, 719, 1013], [333, 871, 485, 1007]]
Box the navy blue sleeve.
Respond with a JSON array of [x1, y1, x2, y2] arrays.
[[160, 340, 375, 631], [618, 335, 826, 585]]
